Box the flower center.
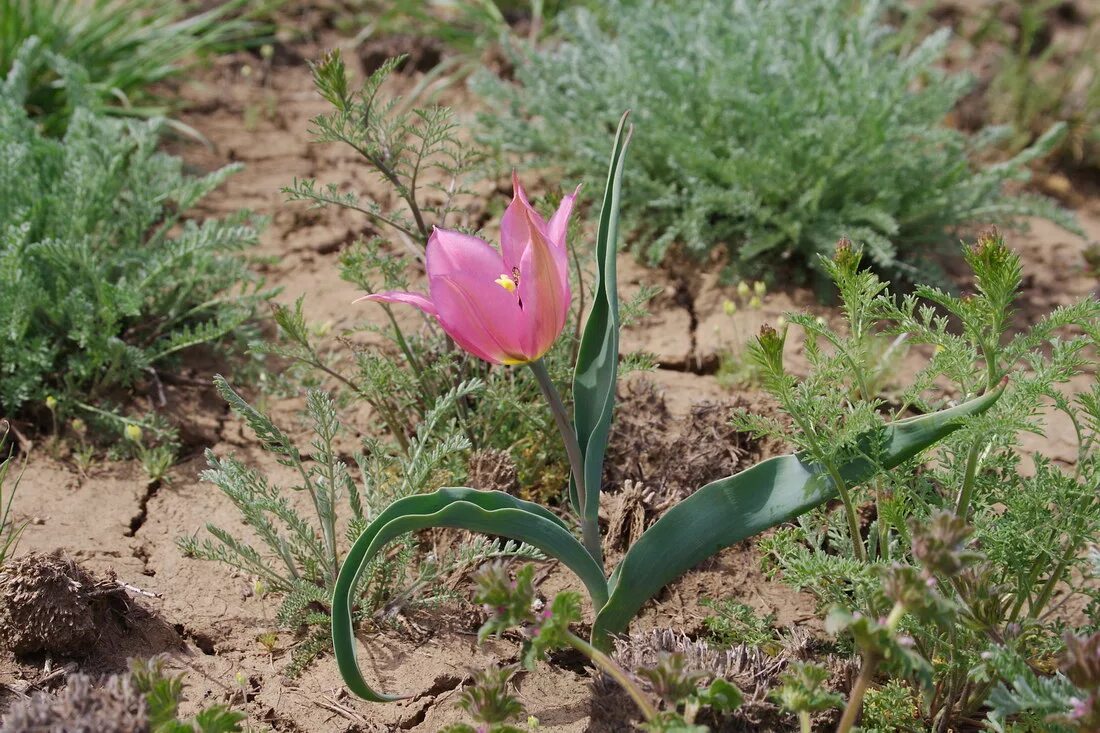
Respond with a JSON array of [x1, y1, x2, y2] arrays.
[[494, 267, 521, 294]]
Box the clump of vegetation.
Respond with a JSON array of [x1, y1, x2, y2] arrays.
[[0, 657, 244, 732], [0, 45, 267, 428], [0, 428, 25, 567], [180, 377, 538, 676], [975, 0, 1100, 172], [475, 0, 1077, 284], [746, 231, 1100, 729], [0, 0, 273, 134]]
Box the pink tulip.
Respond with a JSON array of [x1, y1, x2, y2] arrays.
[[357, 173, 579, 365]]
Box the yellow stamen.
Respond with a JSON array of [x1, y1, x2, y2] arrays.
[[495, 274, 517, 293]]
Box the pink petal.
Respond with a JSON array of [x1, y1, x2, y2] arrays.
[[500, 171, 551, 274], [431, 271, 527, 364], [426, 228, 504, 281], [547, 184, 582, 250], [355, 290, 437, 317], [516, 207, 570, 359]]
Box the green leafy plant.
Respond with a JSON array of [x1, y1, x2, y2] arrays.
[[0, 0, 275, 134], [699, 598, 777, 651], [180, 377, 539, 675], [329, 112, 1003, 704], [446, 562, 741, 732], [0, 45, 268, 428], [749, 231, 1100, 729], [474, 0, 1078, 285]]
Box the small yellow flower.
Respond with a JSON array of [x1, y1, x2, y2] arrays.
[[722, 299, 737, 315], [45, 395, 57, 410], [253, 579, 266, 597], [753, 280, 767, 297], [527, 716, 540, 729], [748, 295, 762, 310], [815, 316, 826, 326], [124, 424, 143, 443], [776, 316, 787, 328], [71, 419, 86, 436], [736, 281, 751, 299], [934, 344, 945, 355]]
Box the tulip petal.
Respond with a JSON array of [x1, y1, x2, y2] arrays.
[[432, 272, 527, 364], [517, 207, 571, 360], [547, 184, 582, 250], [500, 171, 551, 274], [426, 228, 505, 281], [355, 291, 438, 316]]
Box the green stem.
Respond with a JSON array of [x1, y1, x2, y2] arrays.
[[954, 440, 982, 519], [567, 631, 657, 722], [826, 462, 866, 563], [528, 359, 602, 567], [836, 652, 876, 733], [1029, 537, 1078, 619], [799, 711, 812, 733]]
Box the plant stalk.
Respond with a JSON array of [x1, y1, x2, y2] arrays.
[[529, 359, 602, 566], [567, 631, 658, 722]]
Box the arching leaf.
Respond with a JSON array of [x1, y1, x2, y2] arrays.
[[332, 488, 609, 701], [592, 386, 1004, 642]]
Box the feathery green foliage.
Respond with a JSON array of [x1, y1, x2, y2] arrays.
[[475, 0, 1078, 285], [0, 0, 275, 134], [749, 232, 1100, 728], [0, 48, 267, 424], [180, 377, 539, 676]]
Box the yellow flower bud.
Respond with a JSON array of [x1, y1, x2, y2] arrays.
[[71, 418, 86, 436], [124, 424, 143, 443], [748, 295, 762, 310], [776, 316, 787, 328], [753, 280, 767, 297], [815, 316, 826, 326], [45, 395, 57, 410], [722, 299, 737, 315], [736, 281, 751, 299]]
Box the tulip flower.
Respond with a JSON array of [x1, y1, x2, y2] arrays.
[[357, 173, 579, 365]]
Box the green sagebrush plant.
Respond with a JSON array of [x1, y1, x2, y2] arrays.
[[745, 232, 1100, 730], [0, 41, 268, 424], [0, 0, 274, 135], [330, 114, 1003, 713], [473, 0, 1078, 285]]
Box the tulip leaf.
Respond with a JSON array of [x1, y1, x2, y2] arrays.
[[571, 111, 633, 527], [591, 386, 1004, 642], [332, 488, 609, 701]]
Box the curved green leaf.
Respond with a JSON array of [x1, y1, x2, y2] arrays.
[[571, 112, 633, 526], [591, 386, 1004, 642], [332, 488, 608, 701]]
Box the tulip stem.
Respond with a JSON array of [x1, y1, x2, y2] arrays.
[[529, 359, 602, 566]]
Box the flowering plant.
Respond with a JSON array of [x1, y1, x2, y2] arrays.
[[331, 114, 1003, 702]]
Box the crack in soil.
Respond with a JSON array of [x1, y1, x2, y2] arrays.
[[125, 478, 163, 537]]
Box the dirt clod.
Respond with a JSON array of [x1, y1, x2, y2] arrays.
[[466, 449, 520, 494], [0, 552, 126, 657], [0, 672, 148, 733], [604, 380, 785, 506]]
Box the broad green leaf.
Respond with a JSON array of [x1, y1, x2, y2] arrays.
[[591, 386, 1003, 642], [332, 488, 608, 701], [571, 112, 633, 528]]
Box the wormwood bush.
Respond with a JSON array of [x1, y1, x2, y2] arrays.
[[475, 0, 1077, 284], [0, 45, 267, 423], [746, 232, 1100, 729]]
